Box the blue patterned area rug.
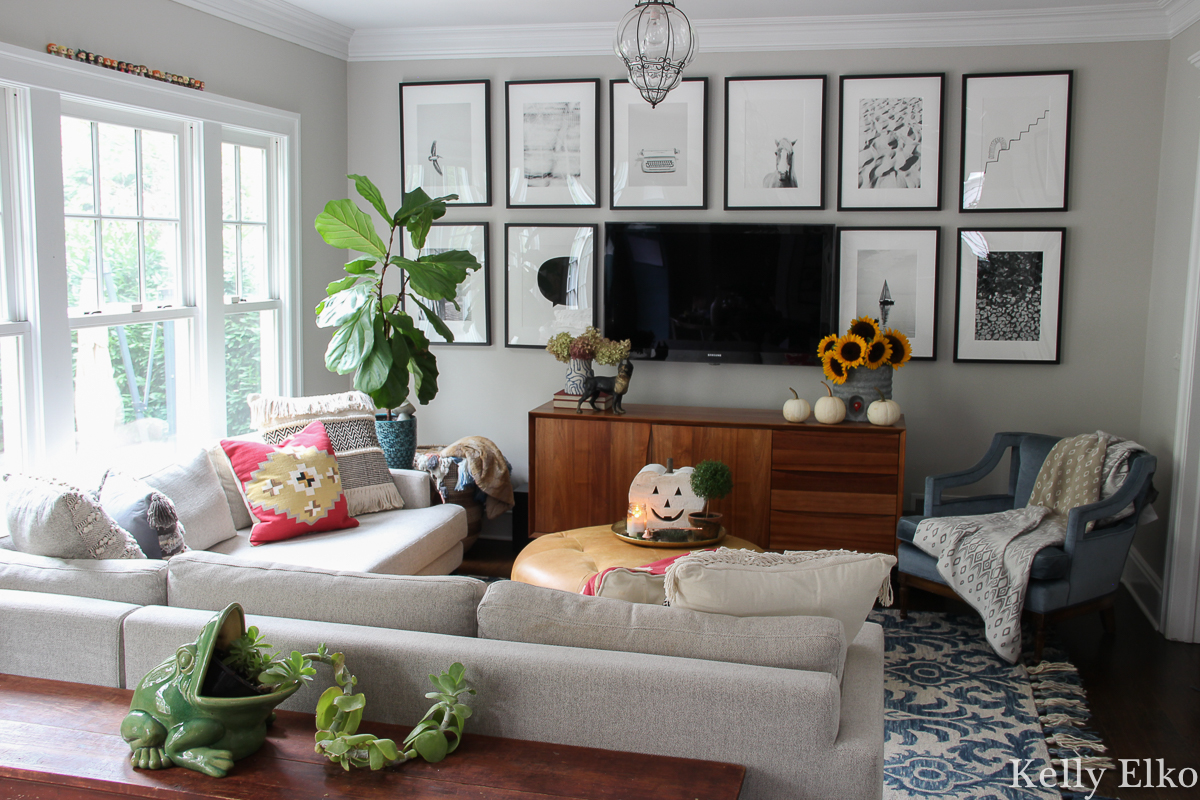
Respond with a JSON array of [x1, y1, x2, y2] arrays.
[[872, 609, 1116, 800]]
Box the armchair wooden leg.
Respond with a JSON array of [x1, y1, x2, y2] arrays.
[[1031, 613, 1046, 664], [898, 573, 910, 620], [1101, 605, 1116, 634]]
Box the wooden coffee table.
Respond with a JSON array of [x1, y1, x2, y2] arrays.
[[0, 673, 744, 799], [512, 523, 763, 593]]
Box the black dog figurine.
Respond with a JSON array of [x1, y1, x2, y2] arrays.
[[577, 360, 634, 415]]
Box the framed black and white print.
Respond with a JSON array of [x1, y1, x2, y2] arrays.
[[838, 73, 944, 211], [400, 80, 491, 205], [505, 80, 600, 208], [960, 71, 1073, 212], [402, 223, 490, 346], [954, 228, 1065, 363], [505, 224, 597, 348], [725, 76, 825, 209], [838, 227, 940, 360], [610, 78, 707, 209]]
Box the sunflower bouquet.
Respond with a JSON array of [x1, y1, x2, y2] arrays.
[[817, 316, 912, 384]]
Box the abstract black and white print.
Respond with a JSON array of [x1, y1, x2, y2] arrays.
[[858, 97, 922, 189], [974, 250, 1042, 342], [522, 102, 581, 188]]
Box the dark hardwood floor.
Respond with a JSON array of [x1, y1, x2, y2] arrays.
[[456, 546, 1199, 799]]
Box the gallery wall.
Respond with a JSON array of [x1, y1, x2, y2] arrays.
[[0, 0, 351, 400], [346, 40, 1168, 553]]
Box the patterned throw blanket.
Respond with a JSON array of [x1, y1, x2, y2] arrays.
[[441, 436, 515, 519], [913, 432, 1144, 663]]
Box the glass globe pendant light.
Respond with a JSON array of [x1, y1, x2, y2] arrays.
[[615, 0, 697, 108]]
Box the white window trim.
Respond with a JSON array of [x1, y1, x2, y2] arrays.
[[0, 42, 300, 465]]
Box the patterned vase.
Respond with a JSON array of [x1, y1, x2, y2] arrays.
[[564, 358, 594, 395], [375, 416, 417, 469], [831, 366, 893, 422]]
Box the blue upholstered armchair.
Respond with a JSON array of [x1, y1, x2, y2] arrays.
[[896, 432, 1157, 662]]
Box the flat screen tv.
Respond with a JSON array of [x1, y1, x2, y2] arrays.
[[603, 222, 836, 365]]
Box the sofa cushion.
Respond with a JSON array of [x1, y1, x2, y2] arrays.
[[221, 421, 358, 545], [897, 514, 1070, 581], [143, 449, 239, 551], [97, 471, 189, 559], [207, 503, 466, 575], [3, 473, 145, 559], [664, 548, 896, 642], [479, 580, 847, 677], [0, 548, 168, 605], [249, 392, 404, 516], [207, 441, 256, 530], [166, 550, 484, 636]]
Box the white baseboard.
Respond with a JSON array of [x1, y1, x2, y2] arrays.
[[1122, 546, 1164, 630]]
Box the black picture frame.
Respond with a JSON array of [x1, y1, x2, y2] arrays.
[[837, 73, 945, 211], [505, 79, 601, 208], [959, 70, 1074, 212], [954, 228, 1066, 364], [724, 75, 826, 210], [401, 222, 491, 346], [610, 78, 708, 210], [837, 227, 941, 361], [504, 223, 599, 349], [399, 79, 492, 206]]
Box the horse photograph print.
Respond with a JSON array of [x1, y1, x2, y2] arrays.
[[724, 76, 825, 209]]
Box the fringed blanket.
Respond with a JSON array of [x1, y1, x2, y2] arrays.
[[913, 432, 1144, 663], [441, 436, 515, 520]]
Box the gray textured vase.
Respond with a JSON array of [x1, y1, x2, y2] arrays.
[[375, 416, 417, 469], [832, 367, 893, 422], [564, 358, 594, 395]]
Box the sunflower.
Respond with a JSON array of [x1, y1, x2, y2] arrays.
[[848, 315, 881, 343], [882, 328, 913, 367], [832, 333, 868, 368], [864, 336, 892, 369], [822, 352, 850, 384], [817, 333, 839, 360]]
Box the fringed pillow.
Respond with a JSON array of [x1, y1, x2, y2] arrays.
[[96, 471, 190, 559], [247, 392, 403, 516], [3, 473, 145, 560]]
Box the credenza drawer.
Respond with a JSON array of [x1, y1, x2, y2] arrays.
[[769, 509, 897, 554], [772, 430, 900, 473]]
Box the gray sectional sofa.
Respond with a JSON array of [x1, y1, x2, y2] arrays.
[[0, 548, 886, 800]]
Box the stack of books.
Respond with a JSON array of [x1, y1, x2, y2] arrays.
[[553, 390, 613, 411]]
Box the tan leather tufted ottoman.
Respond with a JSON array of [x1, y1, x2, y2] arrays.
[[512, 524, 763, 594]]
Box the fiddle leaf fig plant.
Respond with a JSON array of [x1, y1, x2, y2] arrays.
[[314, 175, 481, 415]]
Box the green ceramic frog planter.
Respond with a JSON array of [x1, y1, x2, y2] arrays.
[[120, 604, 310, 777]]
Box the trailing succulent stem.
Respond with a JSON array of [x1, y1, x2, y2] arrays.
[[306, 644, 475, 771], [314, 175, 482, 413]]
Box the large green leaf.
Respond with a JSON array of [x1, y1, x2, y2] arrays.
[[399, 258, 463, 303], [410, 349, 439, 405], [368, 332, 412, 410], [315, 199, 387, 261], [326, 276, 358, 295], [324, 306, 374, 375], [393, 187, 455, 251], [353, 320, 393, 395], [344, 258, 377, 275], [409, 295, 455, 343], [387, 312, 431, 352], [423, 249, 480, 274], [348, 174, 391, 223], [316, 283, 374, 328]]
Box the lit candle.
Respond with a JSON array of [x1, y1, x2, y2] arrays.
[[627, 502, 646, 535]]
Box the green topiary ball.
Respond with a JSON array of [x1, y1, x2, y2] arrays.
[[690, 459, 733, 502]]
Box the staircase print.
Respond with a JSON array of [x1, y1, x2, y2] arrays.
[[984, 108, 1049, 174]]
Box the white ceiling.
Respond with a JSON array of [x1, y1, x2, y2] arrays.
[[171, 0, 1200, 61]]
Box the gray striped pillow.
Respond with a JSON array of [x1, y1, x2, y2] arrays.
[[261, 415, 403, 515]]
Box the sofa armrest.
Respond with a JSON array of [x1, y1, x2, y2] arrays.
[[391, 468, 433, 509]]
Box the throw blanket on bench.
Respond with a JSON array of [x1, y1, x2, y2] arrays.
[[913, 432, 1143, 663]]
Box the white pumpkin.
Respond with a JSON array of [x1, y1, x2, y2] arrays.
[[814, 382, 846, 424], [629, 464, 705, 529], [867, 388, 901, 426], [783, 388, 811, 423]]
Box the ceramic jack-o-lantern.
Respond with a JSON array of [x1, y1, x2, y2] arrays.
[[628, 461, 705, 530]]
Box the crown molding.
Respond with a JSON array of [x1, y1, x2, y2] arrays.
[[348, 4, 1179, 61], [168, 0, 352, 60]]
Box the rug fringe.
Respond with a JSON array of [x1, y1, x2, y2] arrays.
[[1027, 660, 1075, 675], [1039, 713, 1083, 727]]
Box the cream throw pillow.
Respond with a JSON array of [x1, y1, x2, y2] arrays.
[[664, 548, 896, 641], [3, 473, 145, 560]]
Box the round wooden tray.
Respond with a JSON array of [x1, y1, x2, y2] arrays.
[[610, 520, 726, 548]]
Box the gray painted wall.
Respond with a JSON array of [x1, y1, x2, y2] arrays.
[[348, 42, 1167, 529], [0, 0, 350, 398]]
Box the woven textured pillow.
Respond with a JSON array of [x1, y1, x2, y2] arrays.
[[248, 392, 403, 516], [96, 471, 190, 559], [220, 420, 359, 545], [3, 473, 145, 560]]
